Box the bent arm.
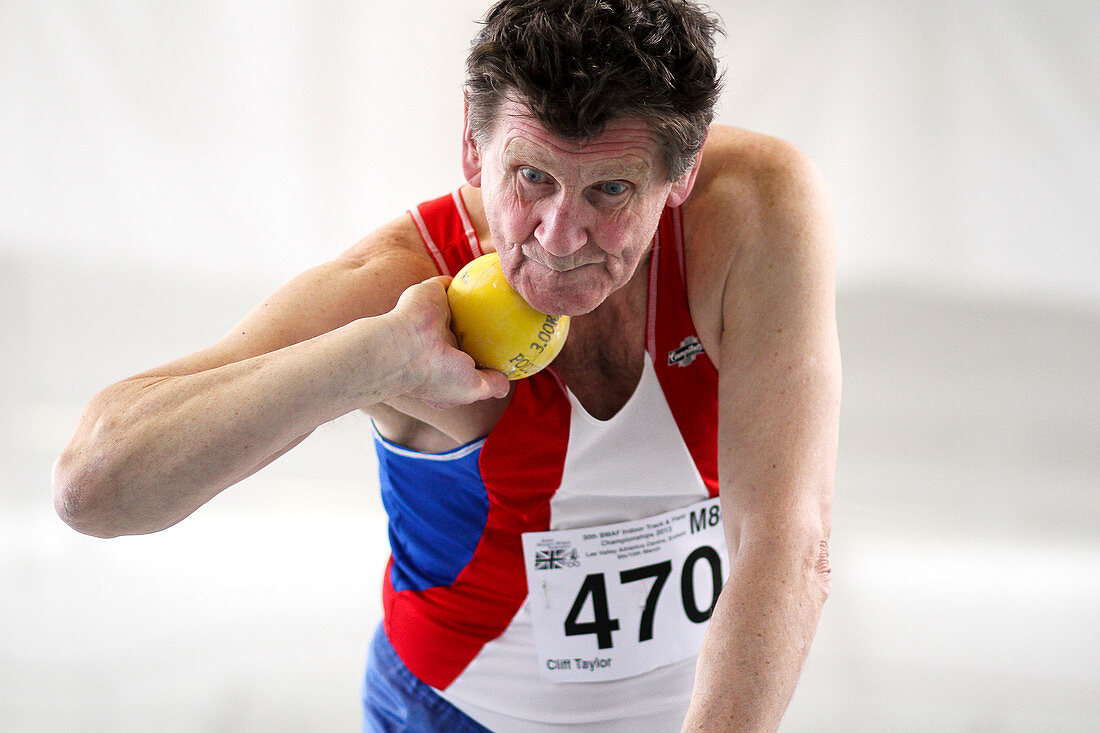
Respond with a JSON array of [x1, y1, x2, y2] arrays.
[[681, 134, 840, 731], [54, 315, 395, 537], [53, 224, 508, 538]]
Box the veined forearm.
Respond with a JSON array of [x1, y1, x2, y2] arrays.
[[53, 317, 403, 537]]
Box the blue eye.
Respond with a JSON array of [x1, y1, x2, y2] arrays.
[[521, 167, 547, 184], [600, 181, 629, 196]]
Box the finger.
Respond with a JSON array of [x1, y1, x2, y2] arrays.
[[477, 368, 511, 399], [424, 275, 453, 291]]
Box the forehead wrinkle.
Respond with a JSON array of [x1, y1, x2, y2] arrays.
[[492, 97, 662, 178], [502, 135, 654, 183]]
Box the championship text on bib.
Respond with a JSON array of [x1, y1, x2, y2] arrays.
[[521, 497, 728, 683]]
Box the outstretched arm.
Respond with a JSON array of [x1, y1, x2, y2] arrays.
[[681, 131, 840, 731], [52, 219, 508, 538]]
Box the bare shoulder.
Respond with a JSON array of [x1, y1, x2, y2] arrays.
[[686, 125, 833, 266], [136, 211, 438, 378], [682, 126, 835, 355], [338, 210, 436, 276]]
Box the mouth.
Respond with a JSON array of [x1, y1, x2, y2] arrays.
[[519, 243, 605, 273]]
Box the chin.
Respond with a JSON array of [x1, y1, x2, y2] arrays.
[[503, 253, 622, 316], [519, 280, 610, 317]]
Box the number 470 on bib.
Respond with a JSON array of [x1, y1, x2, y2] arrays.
[[564, 544, 724, 650]]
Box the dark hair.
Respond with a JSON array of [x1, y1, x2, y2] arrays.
[[465, 0, 723, 180]]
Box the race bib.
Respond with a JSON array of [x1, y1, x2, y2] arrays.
[[521, 497, 727, 683]]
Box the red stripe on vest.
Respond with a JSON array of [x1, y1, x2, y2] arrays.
[[412, 192, 479, 275], [383, 374, 570, 689], [650, 207, 720, 497]]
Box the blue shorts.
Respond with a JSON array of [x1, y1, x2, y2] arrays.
[[361, 624, 493, 733]]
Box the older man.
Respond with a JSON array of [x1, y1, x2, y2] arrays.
[[54, 1, 839, 730]]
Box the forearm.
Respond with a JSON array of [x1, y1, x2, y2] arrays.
[[53, 316, 404, 537], [681, 535, 830, 732]]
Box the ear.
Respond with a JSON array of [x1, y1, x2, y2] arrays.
[[665, 148, 705, 207], [461, 97, 483, 187]]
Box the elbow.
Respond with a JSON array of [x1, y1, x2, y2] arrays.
[[813, 536, 832, 605], [733, 520, 832, 608], [51, 452, 125, 539]]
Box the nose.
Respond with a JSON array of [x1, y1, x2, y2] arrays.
[[533, 192, 590, 256]]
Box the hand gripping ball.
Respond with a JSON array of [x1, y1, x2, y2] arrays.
[[446, 253, 570, 380]]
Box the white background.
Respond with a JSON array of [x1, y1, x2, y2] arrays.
[[2, 1, 1098, 730]]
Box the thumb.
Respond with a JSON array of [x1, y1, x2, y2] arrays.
[[477, 367, 511, 400]]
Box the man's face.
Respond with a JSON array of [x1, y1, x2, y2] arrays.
[[463, 98, 695, 316]]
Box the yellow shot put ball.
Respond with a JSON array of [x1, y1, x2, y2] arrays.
[[446, 253, 570, 380]]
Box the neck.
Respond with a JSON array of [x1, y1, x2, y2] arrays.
[[549, 253, 650, 419]]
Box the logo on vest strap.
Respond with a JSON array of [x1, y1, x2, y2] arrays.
[[668, 336, 705, 367]]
